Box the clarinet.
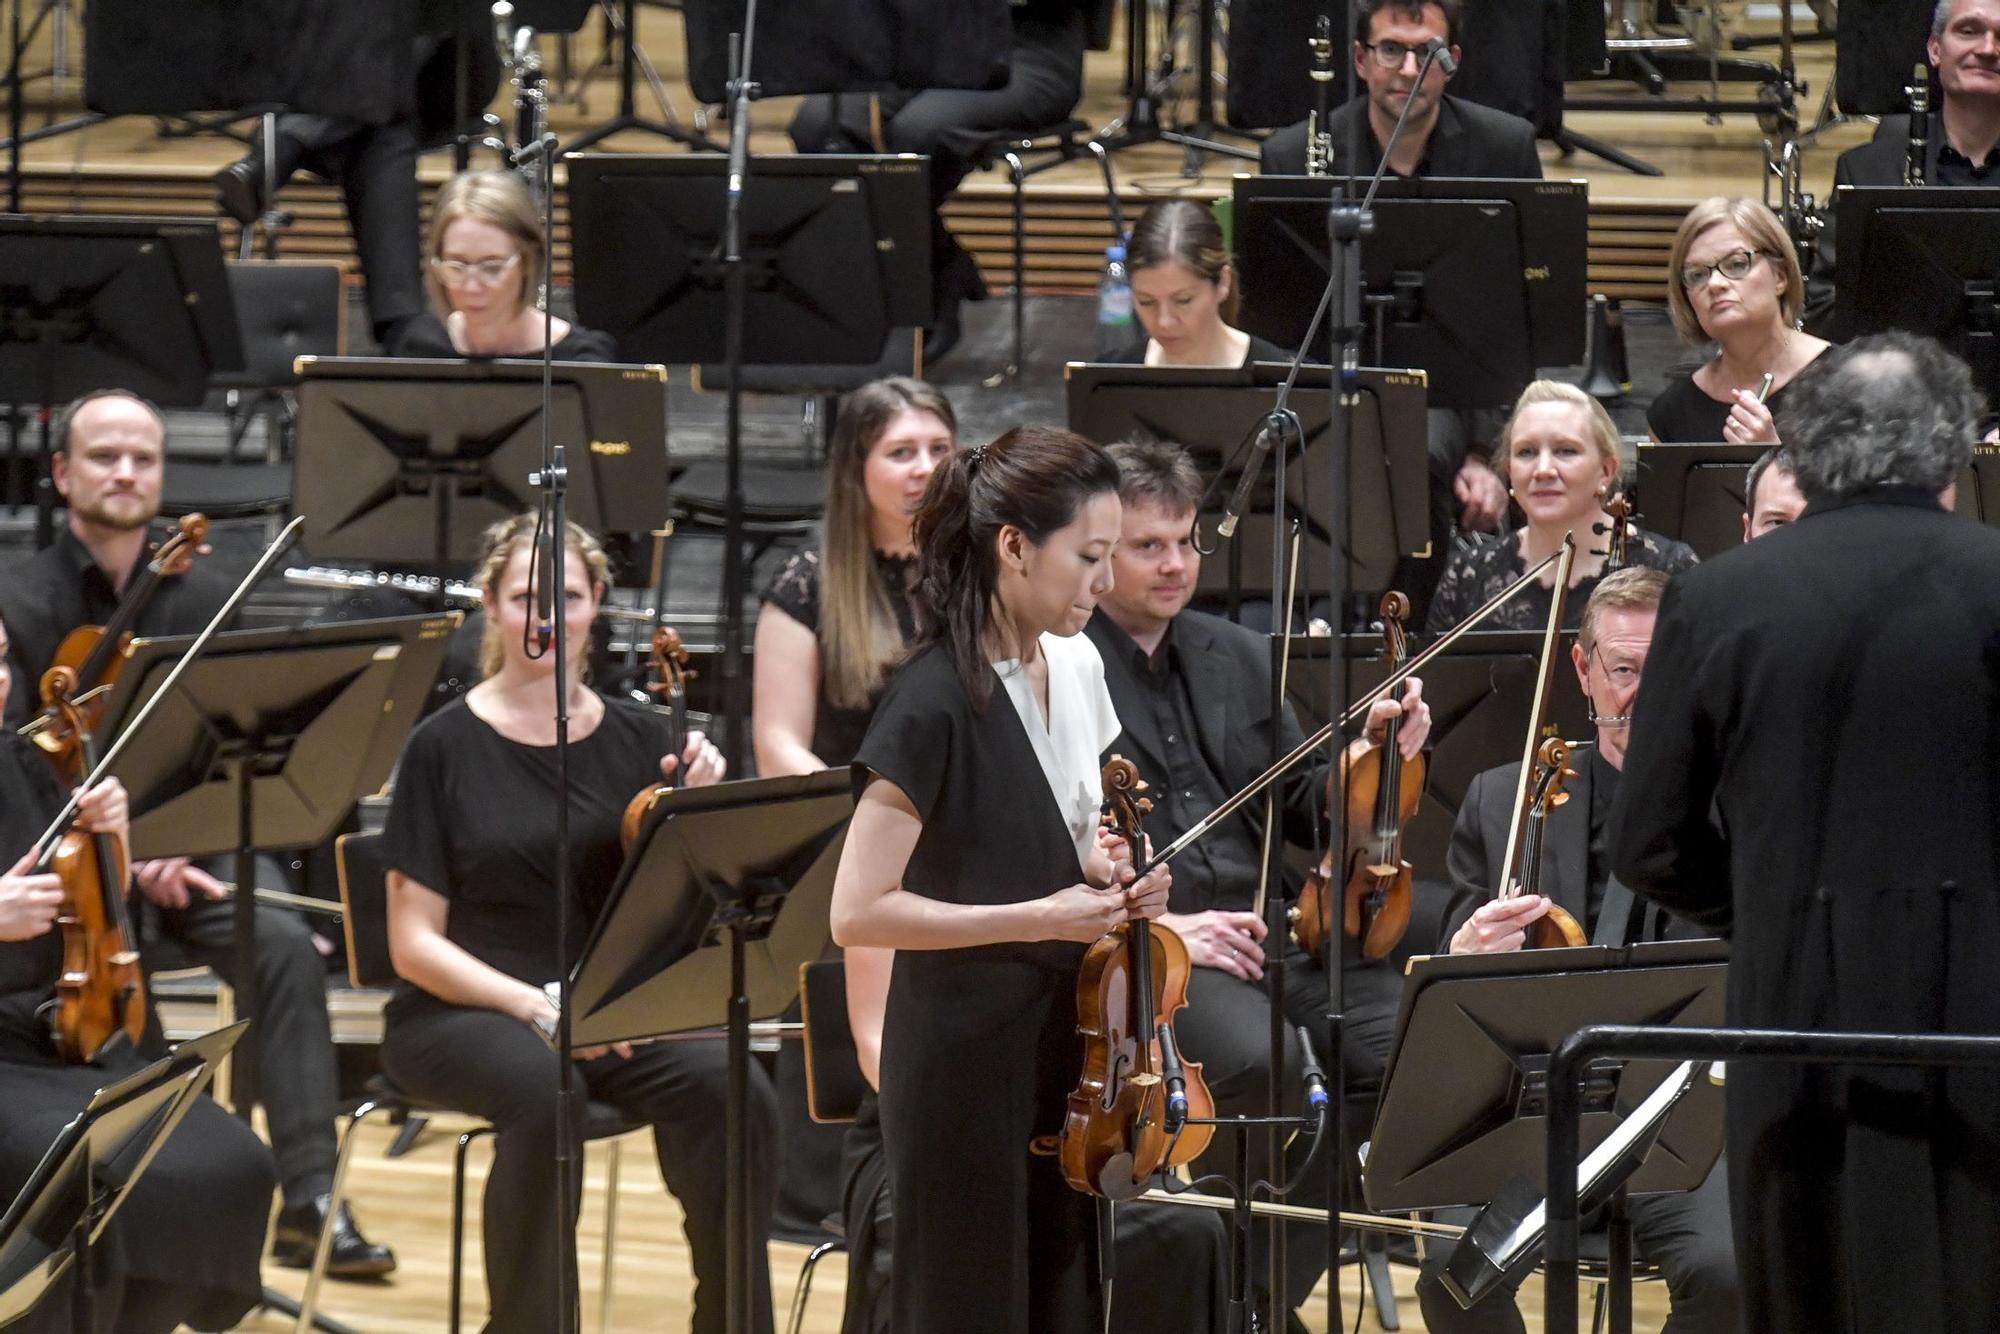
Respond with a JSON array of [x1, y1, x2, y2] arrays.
[[1305, 14, 1334, 176], [1908, 62, 1930, 187]]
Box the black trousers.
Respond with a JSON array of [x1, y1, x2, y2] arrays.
[[255, 112, 426, 347], [787, 11, 1085, 295], [148, 893, 340, 1210], [381, 999, 781, 1334], [1416, 1160, 1743, 1334], [1172, 946, 1401, 1312]]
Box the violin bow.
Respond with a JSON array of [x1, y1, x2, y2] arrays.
[[30, 516, 307, 868], [1150, 544, 1570, 871]]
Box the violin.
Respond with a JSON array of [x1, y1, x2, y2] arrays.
[[1292, 592, 1425, 963], [40, 672, 146, 1064], [1599, 493, 1633, 572], [1513, 735, 1587, 949], [1061, 757, 1214, 1200], [619, 626, 694, 849], [24, 514, 208, 781]]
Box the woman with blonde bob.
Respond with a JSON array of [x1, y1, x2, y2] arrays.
[[1648, 196, 1829, 443], [1428, 380, 1697, 633], [395, 169, 619, 361]]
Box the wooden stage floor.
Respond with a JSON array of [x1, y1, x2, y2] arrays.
[[233, 1115, 1674, 1334]]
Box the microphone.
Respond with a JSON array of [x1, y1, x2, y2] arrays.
[[1421, 35, 1458, 76], [1296, 1026, 1329, 1116], [534, 515, 557, 653], [1158, 1022, 1190, 1134], [1217, 414, 1283, 539]]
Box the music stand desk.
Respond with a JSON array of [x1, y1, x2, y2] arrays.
[[0, 1022, 245, 1332], [1363, 940, 1729, 1214], [92, 614, 457, 1116]]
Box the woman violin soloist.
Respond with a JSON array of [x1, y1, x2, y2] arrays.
[[0, 622, 275, 1334], [378, 514, 774, 1334], [830, 426, 1173, 1333]]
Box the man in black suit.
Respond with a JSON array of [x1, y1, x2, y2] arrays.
[[1262, 0, 1542, 184], [1807, 0, 2000, 329], [1614, 332, 2000, 1333], [1085, 439, 1429, 1330], [1424, 565, 1740, 1333]]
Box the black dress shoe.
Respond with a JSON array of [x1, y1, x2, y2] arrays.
[[271, 1194, 397, 1280], [213, 159, 262, 226]]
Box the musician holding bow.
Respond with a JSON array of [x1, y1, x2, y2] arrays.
[[0, 388, 395, 1277], [0, 615, 276, 1334], [1083, 439, 1430, 1326], [1428, 567, 1737, 1333]]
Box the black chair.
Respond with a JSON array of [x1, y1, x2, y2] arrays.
[[785, 958, 863, 1334], [692, 330, 923, 456], [292, 831, 648, 1334]]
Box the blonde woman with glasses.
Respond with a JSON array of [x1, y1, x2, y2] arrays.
[[1648, 197, 1828, 443], [397, 169, 620, 362]]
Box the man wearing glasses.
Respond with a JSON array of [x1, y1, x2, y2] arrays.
[[1261, 0, 1542, 183], [1417, 566, 1740, 1334]]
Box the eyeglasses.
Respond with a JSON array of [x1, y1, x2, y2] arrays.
[[1678, 248, 1767, 291], [1359, 39, 1438, 69], [429, 254, 522, 286], [1590, 644, 1643, 690]]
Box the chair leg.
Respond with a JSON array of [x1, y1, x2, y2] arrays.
[[1360, 1231, 1400, 1331], [785, 1240, 846, 1334], [451, 1126, 495, 1334], [1591, 1281, 1609, 1334], [597, 1138, 622, 1334], [385, 1112, 431, 1159], [292, 1099, 386, 1334]]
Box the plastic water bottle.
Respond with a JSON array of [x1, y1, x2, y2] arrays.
[[1096, 242, 1134, 355]]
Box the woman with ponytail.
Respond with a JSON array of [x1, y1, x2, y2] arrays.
[[830, 426, 1174, 1332]]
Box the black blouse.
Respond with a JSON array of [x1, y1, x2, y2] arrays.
[[760, 545, 919, 769], [0, 734, 66, 1049], [380, 695, 674, 1012], [390, 312, 621, 363], [1425, 527, 1700, 634], [1097, 331, 1296, 367], [1646, 372, 1793, 443]]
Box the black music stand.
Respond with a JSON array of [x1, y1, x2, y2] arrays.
[[572, 769, 853, 1334], [1362, 941, 1728, 1214], [1064, 362, 1431, 606], [1629, 442, 1762, 560], [0, 215, 242, 539], [567, 153, 931, 366], [1283, 632, 1594, 875], [292, 357, 671, 567], [89, 614, 458, 1119], [1831, 185, 2000, 398], [0, 1022, 243, 1334], [1231, 187, 1563, 410], [1238, 177, 1592, 371]]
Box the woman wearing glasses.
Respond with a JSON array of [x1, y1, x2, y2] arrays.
[[1647, 197, 1828, 444], [396, 170, 620, 362]]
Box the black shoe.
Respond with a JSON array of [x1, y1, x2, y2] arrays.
[[213, 159, 262, 226], [923, 296, 965, 365], [271, 1194, 397, 1280]]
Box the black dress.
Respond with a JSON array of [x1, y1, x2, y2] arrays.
[[379, 695, 779, 1334], [1098, 331, 1294, 366], [389, 311, 621, 362], [1645, 371, 1794, 443], [1424, 526, 1699, 634], [0, 736, 275, 1334], [760, 546, 919, 768], [851, 643, 1107, 1334]]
